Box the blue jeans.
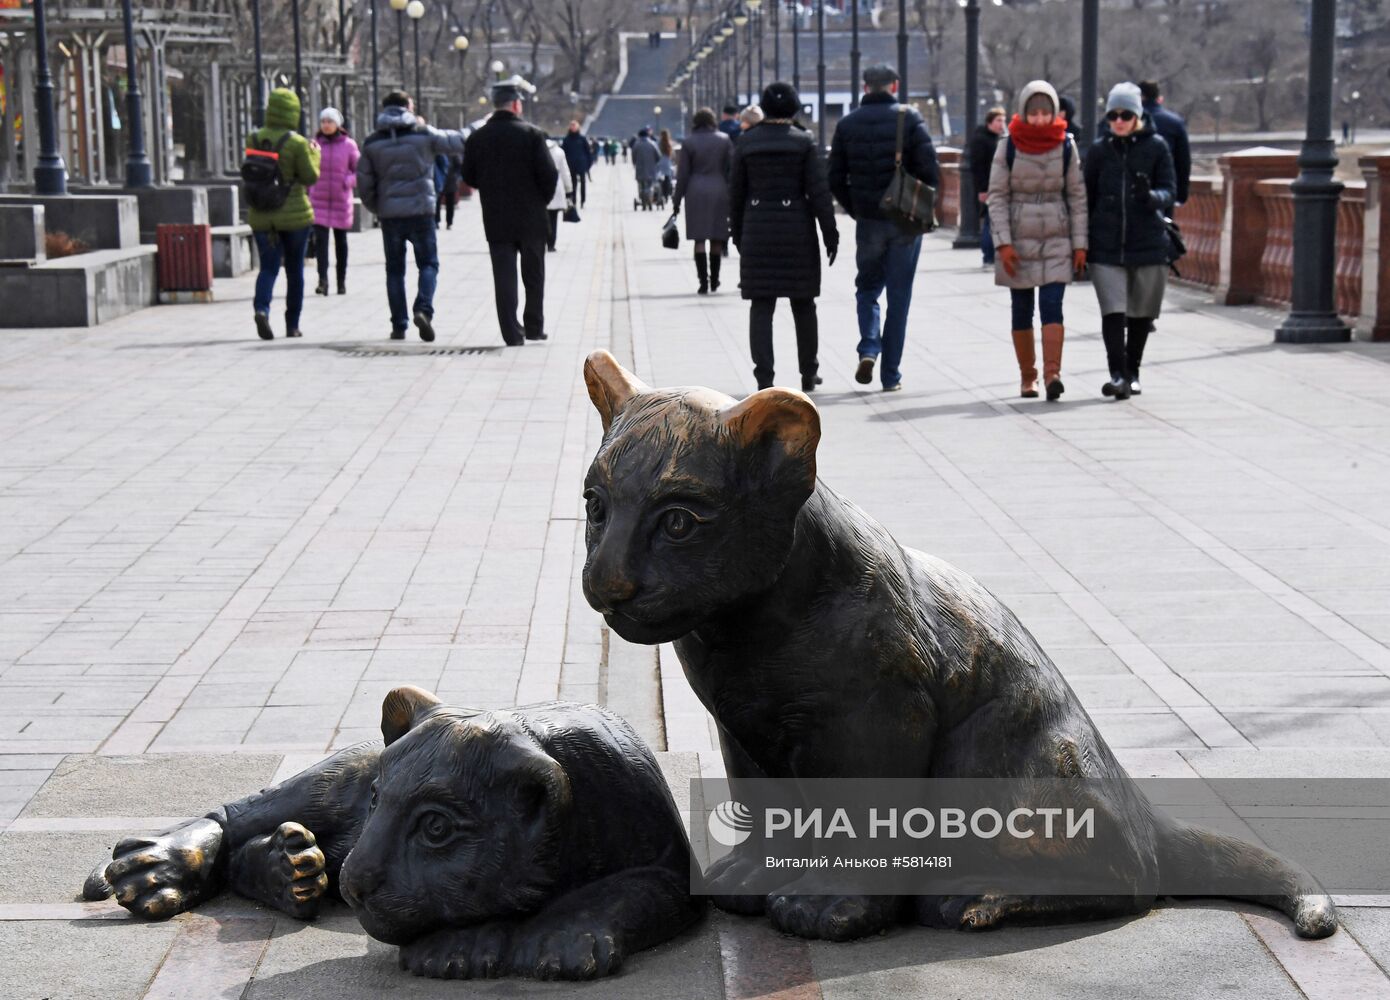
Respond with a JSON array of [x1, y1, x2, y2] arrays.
[[854, 218, 922, 389], [1010, 283, 1066, 328], [253, 227, 310, 330], [381, 215, 439, 331], [979, 209, 995, 264]]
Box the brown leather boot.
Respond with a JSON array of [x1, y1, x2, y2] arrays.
[[1041, 322, 1065, 401], [1011, 329, 1039, 398]]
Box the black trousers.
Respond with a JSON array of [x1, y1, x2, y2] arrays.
[[435, 190, 457, 227], [547, 210, 561, 250], [570, 168, 588, 207], [489, 239, 546, 344], [749, 297, 818, 388], [313, 225, 348, 285]]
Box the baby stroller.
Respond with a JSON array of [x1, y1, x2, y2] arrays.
[[634, 178, 663, 211]]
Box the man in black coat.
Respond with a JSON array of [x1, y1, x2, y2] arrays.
[[462, 78, 559, 346], [965, 106, 1005, 266], [560, 120, 593, 208], [1139, 80, 1191, 205], [827, 65, 938, 392]]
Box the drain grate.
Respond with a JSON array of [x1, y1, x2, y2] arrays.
[[326, 345, 501, 358]]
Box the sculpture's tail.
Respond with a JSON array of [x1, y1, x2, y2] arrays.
[[82, 861, 113, 901], [1157, 818, 1337, 938]]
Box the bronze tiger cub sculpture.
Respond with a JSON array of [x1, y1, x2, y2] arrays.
[[580, 350, 1338, 943], [83, 688, 702, 980]]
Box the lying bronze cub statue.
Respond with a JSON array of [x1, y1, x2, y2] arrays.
[[84, 688, 701, 980], [581, 350, 1337, 943]]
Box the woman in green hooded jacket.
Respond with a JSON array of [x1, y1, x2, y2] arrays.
[[246, 88, 321, 340]]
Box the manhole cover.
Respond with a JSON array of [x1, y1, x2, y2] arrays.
[[326, 345, 501, 358]]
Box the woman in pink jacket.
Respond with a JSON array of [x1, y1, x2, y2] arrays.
[[309, 107, 359, 296]]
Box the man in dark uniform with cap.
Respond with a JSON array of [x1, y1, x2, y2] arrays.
[[462, 77, 559, 345]]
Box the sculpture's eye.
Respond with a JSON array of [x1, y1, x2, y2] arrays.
[[661, 508, 697, 541], [584, 489, 607, 525], [416, 810, 456, 848]]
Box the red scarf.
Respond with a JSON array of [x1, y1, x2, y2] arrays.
[[1007, 114, 1068, 155]]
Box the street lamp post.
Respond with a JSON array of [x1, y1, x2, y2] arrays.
[[339, 0, 350, 127], [454, 34, 470, 125], [730, 18, 740, 106], [391, 0, 408, 88], [407, 1, 425, 101], [772, 0, 780, 81], [1080, 0, 1099, 157], [792, 2, 800, 91], [370, 0, 380, 114], [897, 0, 908, 101], [816, 0, 826, 148], [654, 104, 662, 134], [30, 0, 67, 195], [292, 0, 305, 131], [1351, 89, 1361, 143], [1276, 0, 1351, 343], [252, 0, 265, 124], [953, 0, 981, 248], [119, 0, 153, 187], [1213, 94, 1221, 142], [490, 59, 505, 81], [850, 0, 861, 109], [752, 0, 763, 96]]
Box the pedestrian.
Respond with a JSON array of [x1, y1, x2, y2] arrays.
[[657, 129, 675, 202], [719, 105, 742, 143], [827, 64, 939, 392], [434, 151, 461, 229], [672, 107, 733, 295], [730, 81, 839, 392], [631, 127, 661, 208], [1139, 80, 1191, 205], [245, 87, 320, 341], [561, 120, 592, 207], [987, 79, 1087, 401], [545, 136, 574, 253], [1086, 81, 1177, 400], [739, 104, 765, 131], [966, 105, 1006, 268], [461, 77, 558, 346], [1057, 94, 1084, 149], [356, 92, 464, 342], [309, 106, 357, 298]]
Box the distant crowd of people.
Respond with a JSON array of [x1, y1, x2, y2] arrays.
[[243, 64, 1193, 403]]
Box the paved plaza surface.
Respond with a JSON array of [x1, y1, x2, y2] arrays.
[[2, 166, 1390, 998]]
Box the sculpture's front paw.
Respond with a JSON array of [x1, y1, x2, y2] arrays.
[[101, 818, 223, 920], [702, 850, 769, 915], [399, 923, 512, 979], [767, 892, 899, 941], [510, 921, 624, 980], [270, 822, 328, 918]]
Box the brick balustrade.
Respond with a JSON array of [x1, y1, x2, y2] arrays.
[[934, 143, 1390, 340]]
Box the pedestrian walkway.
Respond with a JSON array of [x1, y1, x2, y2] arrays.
[[2, 163, 1390, 998]]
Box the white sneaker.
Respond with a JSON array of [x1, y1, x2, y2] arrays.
[[1129, 379, 1142, 396]]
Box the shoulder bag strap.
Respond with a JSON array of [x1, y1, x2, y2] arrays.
[[894, 106, 907, 166]]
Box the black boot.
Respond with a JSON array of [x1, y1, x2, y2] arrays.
[[709, 249, 722, 292], [1126, 317, 1152, 395], [1100, 312, 1130, 400], [694, 251, 709, 295], [314, 278, 328, 296]]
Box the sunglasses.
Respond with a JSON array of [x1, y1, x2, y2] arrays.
[[1106, 110, 1137, 122]]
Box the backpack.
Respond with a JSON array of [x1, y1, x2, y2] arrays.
[[240, 132, 293, 212]]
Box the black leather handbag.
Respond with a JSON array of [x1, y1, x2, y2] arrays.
[[880, 106, 938, 234], [661, 212, 680, 250]]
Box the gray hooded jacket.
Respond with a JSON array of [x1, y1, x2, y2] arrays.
[[357, 106, 466, 219]]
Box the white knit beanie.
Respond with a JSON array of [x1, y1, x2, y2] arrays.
[[319, 107, 344, 126]]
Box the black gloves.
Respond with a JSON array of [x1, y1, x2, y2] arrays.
[[827, 245, 838, 267], [1132, 171, 1152, 207]]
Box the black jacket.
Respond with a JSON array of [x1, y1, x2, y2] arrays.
[[965, 123, 1000, 197], [1084, 118, 1177, 268], [1142, 100, 1191, 204], [730, 122, 839, 301], [560, 131, 592, 175], [461, 110, 558, 244], [827, 92, 939, 221]]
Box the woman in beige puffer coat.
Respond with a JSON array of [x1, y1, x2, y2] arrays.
[[987, 80, 1087, 400]]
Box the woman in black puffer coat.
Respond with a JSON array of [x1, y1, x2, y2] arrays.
[[729, 82, 839, 391], [1085, 81, 1177, 400]]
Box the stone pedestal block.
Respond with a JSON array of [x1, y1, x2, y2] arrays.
[[0, 205, 46, 261], [1215, 148, 1300, 306]]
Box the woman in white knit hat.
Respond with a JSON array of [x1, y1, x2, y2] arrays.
[[1084, 81, 1177, 399]]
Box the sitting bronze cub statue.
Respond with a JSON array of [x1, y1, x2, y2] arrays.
[[581, 350, 1337, 943], [84, 688, 701, 980]]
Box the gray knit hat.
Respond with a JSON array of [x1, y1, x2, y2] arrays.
[[1105, 82, 1143, 117], [319, 107, 343, 126]]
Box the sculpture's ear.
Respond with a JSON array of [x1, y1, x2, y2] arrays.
[[720, 388, 821, 497], [381, 685, 443, 746], [512, 744, 573, 841], [584, 350, 650, 433]]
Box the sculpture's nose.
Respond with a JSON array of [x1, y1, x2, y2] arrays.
[[340, 862, 383, 907], [594, 572, 637, 610]]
